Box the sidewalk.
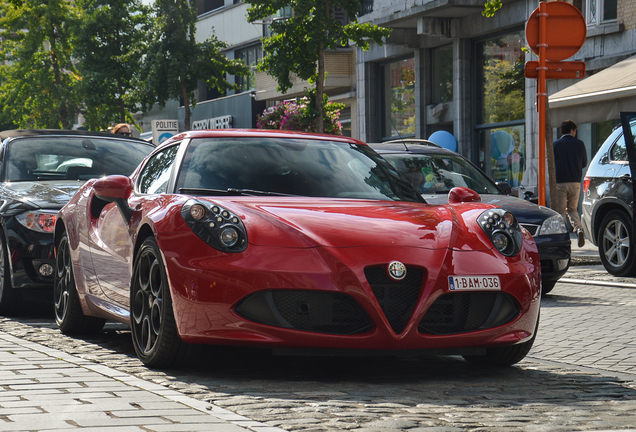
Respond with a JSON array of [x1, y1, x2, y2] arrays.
[[568, 232, 601, 266], [0, 332, 283, 432]]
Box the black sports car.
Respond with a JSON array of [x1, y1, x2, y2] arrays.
[[0, 129, 154, 314], [371, 140, 571, 295]]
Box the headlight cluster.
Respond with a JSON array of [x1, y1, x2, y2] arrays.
[[478, 208, 523, 257], [16, 211, 57, 233], [181, 200, 247, 253], [538, 213, 568, 235]]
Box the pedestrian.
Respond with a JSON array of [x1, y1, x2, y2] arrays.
[[553, 119, 587, 247], [112, 123, 132, 136]]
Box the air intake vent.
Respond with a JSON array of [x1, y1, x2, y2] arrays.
[[419, 292, 519, 335], [364, 266, 424, 335]]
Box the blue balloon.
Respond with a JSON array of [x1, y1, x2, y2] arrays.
[[428, 131, 457, 152]]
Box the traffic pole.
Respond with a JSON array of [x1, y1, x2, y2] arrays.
[[537, 1, 547, 207]]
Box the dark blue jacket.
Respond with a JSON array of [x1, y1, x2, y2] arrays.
[[553, 134, 587, 183]]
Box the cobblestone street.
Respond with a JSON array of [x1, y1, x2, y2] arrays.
[[2, 269, 636, 431]]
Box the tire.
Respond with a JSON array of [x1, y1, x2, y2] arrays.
[[541, 280, 557, 296], [54, 231, 105, 334], [130, 237, 191, 368], [0, 231, 20, 316], [463, 313, 539, 367], [598, 210, 636, 277]]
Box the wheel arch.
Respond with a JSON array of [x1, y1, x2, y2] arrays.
[[591, 198, 632, 245]]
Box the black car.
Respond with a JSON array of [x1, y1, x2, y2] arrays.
[[371, 140, 571, 294], [582, 122, 636, 276], [0, 129, 154, 314]]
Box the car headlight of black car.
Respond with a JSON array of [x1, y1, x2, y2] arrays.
[[181, 200, 247, 253], [16, 211, 57, 233], [538, 213, 568, 235], [478, 208, 523, 257]]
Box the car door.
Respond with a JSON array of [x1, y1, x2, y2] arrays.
[[89, 145, 180, 306]]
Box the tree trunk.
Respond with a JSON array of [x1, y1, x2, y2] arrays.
[[180, 76, 190, 131], [316, 43, 325, 134], [545, 98, 556, 209]]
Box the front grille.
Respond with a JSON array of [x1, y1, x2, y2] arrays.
[[520, 223, 540, 236], [364, 266, 424, 335], [235, 290, 371, 335], [419, 292, 519, 335]]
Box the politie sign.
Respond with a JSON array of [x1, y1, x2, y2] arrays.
[[152, 119, 179, 144]]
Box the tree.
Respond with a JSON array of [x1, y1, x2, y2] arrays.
[[0, 0, 80, 129], [74, 0, 152, 131], [246, 0, 391, 134], [139, 0, 250, 131]]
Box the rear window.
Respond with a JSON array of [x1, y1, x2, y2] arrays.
[[5, 136, 154, 181]]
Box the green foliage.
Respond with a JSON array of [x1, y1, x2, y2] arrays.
[[74, 0, 152, 131], [246, 0, 390, 94], [482, 0, 502, 17], [139, 0, 250, 130], [0, 0, 81, 129], [257, 88, 344, 135]]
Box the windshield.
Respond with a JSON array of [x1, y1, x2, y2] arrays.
[[5, 136, 154, 182], [176, 137, 422, 202], [381, 153, 502, 195]]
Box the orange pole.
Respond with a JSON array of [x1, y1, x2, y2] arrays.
[[537, 2, 547, 207]]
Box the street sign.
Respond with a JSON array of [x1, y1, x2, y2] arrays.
[[526, 1, 586, 61], [524, 60, 586, 79], [151, 119, 179, 145]]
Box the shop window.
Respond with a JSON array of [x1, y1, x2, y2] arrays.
[[476, 30, 526, 184], [235, 45, 262, 93], [478, 126, 525, 187], [197, 0, 224, 15], [431, 45, 453, 104], [382, 57, 415, 139], [339, 107, 352, 137]]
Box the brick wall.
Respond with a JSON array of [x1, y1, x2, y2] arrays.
[[620, 0, 636, 30]]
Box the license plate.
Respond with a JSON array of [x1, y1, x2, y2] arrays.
[[449, 276, 501, 291]]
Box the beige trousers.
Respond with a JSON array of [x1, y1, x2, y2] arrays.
[[554, 182, 582, 232]]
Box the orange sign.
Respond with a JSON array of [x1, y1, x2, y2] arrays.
[[524, 60, 586, 79], [526, 1, 586, 61]]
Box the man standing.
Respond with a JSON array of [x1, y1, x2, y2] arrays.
[[553, 119, 587, 247]]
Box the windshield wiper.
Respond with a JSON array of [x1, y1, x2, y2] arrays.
[[179, 187, 299, 197]]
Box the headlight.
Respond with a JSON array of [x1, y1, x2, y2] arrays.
[[478, 208, 523, 257], [538, 214, 568, 235], [181, 200, 247, 253], [16, 211, 57, 233]]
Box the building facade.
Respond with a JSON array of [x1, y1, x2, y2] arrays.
[[356, 0, 636, 195]]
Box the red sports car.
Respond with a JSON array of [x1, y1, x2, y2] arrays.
[[53, 130, 541, 368]]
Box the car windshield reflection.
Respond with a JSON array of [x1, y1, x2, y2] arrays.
[[176, 138, 422, 202]]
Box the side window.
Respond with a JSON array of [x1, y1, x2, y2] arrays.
[[609, 134, 627, 162], [138, 145, 179, 194]]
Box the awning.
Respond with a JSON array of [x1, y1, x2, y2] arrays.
[[548, 54, 636, 125]]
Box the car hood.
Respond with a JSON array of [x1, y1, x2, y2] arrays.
[[217, 198, 496, 251], [423, 193, 558, 226], [0, 180, 83, 210]]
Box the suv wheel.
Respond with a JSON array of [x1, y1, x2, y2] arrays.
[[598, 210, 636, 277]]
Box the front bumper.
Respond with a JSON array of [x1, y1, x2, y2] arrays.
[[534, 234, 571, 282], [6, 219, 56, 290], [162, 238, 541, 354]]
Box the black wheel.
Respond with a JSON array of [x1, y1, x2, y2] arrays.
[[131, 237, 191, 368], [54, 231, 105, 334], [541, 280, 557, 296], [0, 231, 20, 316], [463, 313, 539, 367], [598, 210, 636, 277]]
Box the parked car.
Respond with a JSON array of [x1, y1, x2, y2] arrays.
[[582, 122, 636, 276], [54, 129, 541, 368], [0, 129, 155, 314], [371, 139, 571, 295]]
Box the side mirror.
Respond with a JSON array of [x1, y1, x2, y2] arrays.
[[496, 181, 512, 195], [94, 175, 134, 223], [448, 186, 481, 204]]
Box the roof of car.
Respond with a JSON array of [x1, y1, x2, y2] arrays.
[[0, 129, 153, 145]]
